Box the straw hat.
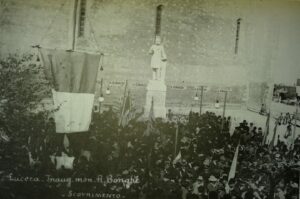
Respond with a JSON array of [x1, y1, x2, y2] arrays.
[[197, 176, 204, 181], [209, 175, 218, 182]]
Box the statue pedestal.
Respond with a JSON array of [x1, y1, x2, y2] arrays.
[[144, 80, 167, 119]]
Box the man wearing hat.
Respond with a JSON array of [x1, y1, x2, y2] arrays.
[[207, 175, 219, 199], [192, 175, 206, 197]]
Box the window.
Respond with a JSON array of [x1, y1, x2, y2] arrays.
[[155, 5, 164, 36], [78, 0, 87, 37], [234, 18, 242, 54]]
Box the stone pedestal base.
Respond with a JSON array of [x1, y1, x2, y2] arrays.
[[144, 80, 167, 119]]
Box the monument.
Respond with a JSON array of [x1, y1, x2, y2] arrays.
[[144, 36, 168, 118], [144, 5, 167, 119]]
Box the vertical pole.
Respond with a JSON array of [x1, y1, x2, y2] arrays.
[[174, 123, 179, 158], [269, 121, 278, 150], [220, 91, 228, 134], [292, 102, 298, 150], [99, 78, 103, 113], [199, 86, 204, 115], [71, 0, 79, 51], [262, 112, 270, 145], [118, 80, 128, 126], [298, 170, 300, 199]]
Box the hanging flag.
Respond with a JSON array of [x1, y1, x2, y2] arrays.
[[80, 150, 92, 162], [111, 98, 122, 112], [39, 48, 101, 133], [269, 120, 278, 150], [229, 117, 239, 137], [118, 80, 128, 126], [172, 150, 182, 165], [28, 152, 36, 167], [262, 112, 270, 145], [228, 143, 239, 182], [291, 107, 299, 150], [63, 134, 70, 152], [119, 91, 132, 127], [143, 98, 155, 137], [0, 130, 10, 142]]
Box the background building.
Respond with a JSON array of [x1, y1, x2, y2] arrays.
[[1, 0, 299, 112]]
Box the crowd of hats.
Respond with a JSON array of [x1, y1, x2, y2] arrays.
[[1, 110, 300, 199]]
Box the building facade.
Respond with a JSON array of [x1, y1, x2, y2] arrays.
[[1, 0, 299, 111]]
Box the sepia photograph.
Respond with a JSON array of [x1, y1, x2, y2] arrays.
[[0, 0, 300, 198]]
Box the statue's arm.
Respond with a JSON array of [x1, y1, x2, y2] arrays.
[[161, 46, 167, 61], [149, 46, 154, 55]]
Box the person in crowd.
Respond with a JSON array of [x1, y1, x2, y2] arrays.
[[283, 113, 290, 125], [215, 100, 220, 109], [3, 109, 300, 199], [284, 122, 292, 139], [207, 175, 220, 199], [259, 104, 266, 115], [249, 123, 254, 133], [278, 113, 283, 125]]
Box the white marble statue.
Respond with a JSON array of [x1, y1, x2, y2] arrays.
[[149, 36, 167, 81]]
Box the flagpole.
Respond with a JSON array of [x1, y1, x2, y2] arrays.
[[228, 141, 240, 182], [262, 111, 270, 145], [174, 122, 179, 158], [266, 112, 270, 144], [145, 98, 155, 194], [220, 91, 228, 134], [291, 102, 299, 150], [269, 120, 278, 151], [298, 170, 300, 199], [117, 81, 129, 170], [118, 80, 128, 126], [99, 78, 103, 113], [199, 86, 204, 115]]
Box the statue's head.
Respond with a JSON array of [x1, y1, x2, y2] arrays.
[[155, 36, 161, 45]]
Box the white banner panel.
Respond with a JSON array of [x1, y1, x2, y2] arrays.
[[52, 90, 94, 133]]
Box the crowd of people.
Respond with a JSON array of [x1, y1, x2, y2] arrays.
[[1, 109, 300, 199]]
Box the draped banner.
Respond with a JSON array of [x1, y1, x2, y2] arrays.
[[39, 48, 100, 133], [228, 143, 239, 182]]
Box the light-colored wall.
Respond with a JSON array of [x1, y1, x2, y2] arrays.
[[0, 0, 299, 107]]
